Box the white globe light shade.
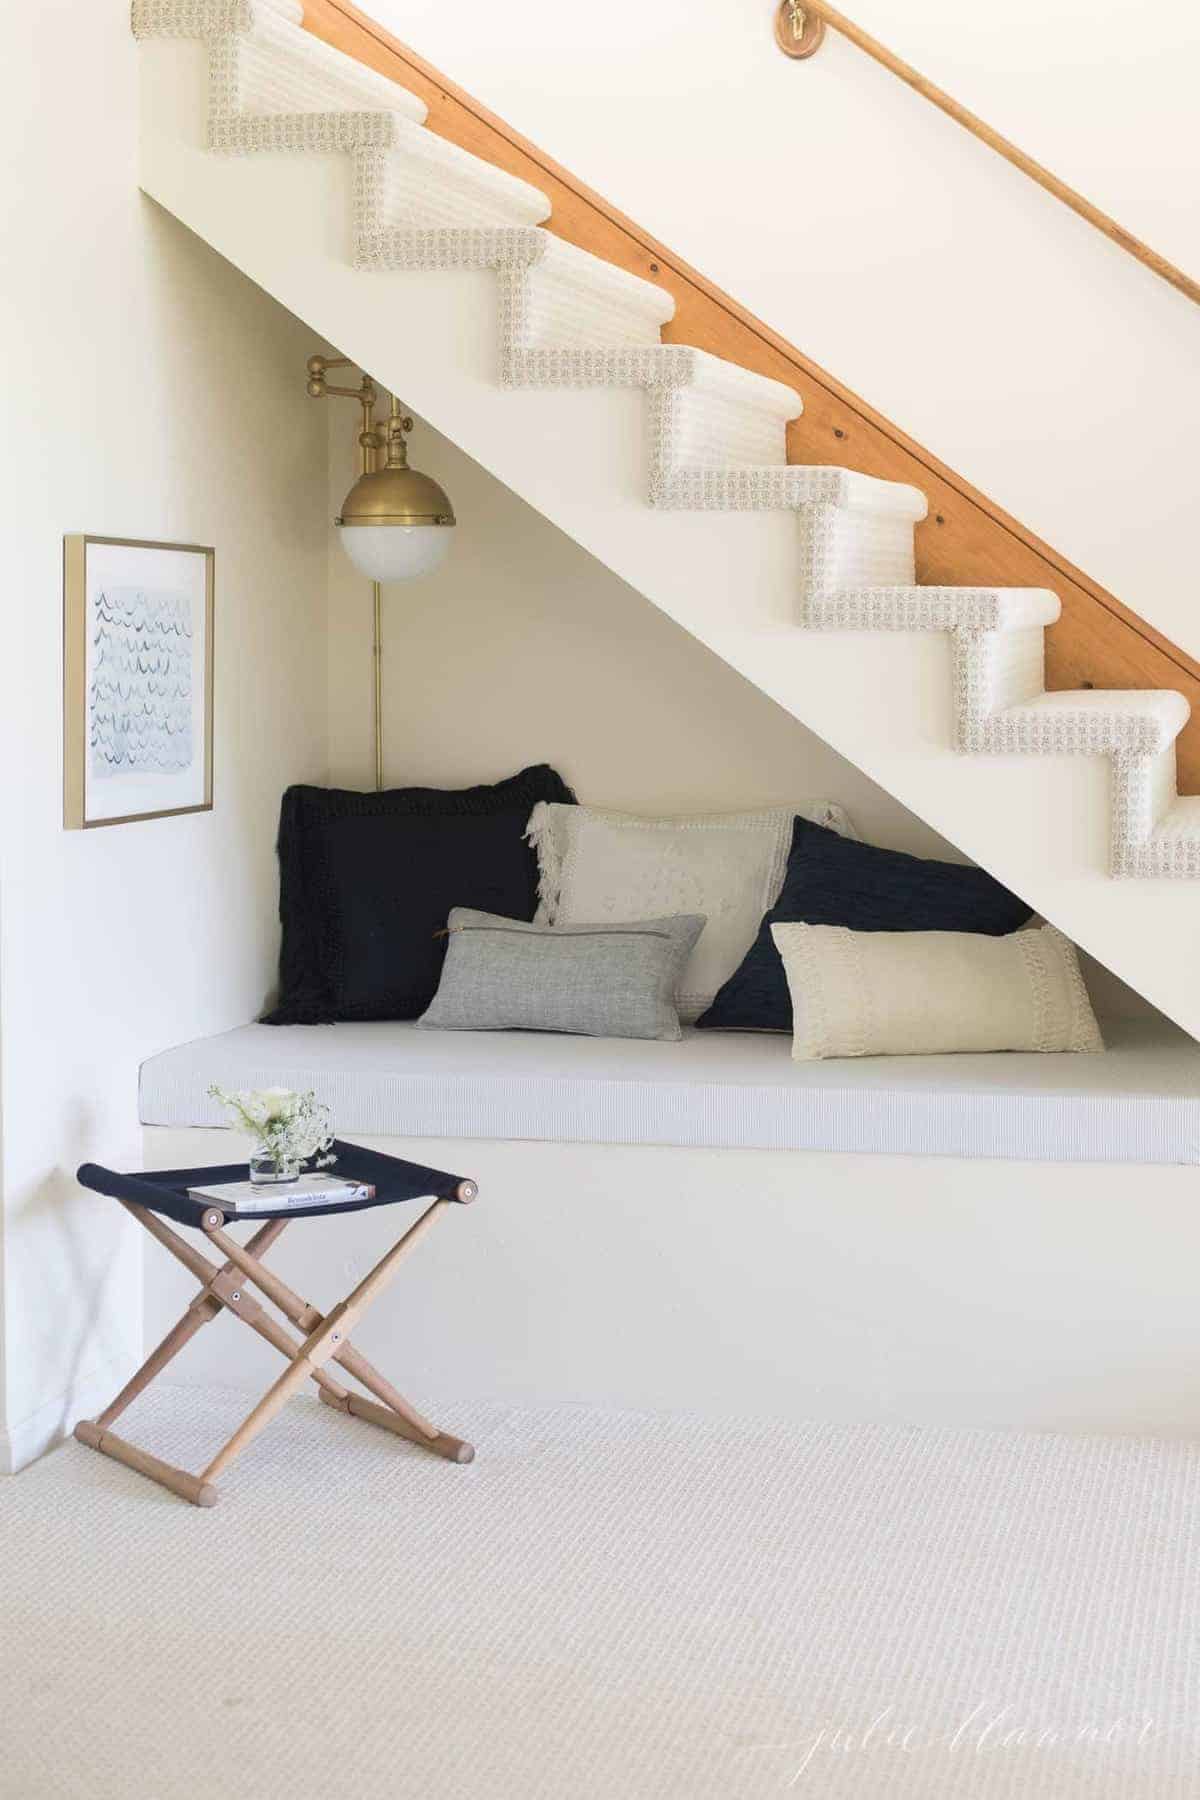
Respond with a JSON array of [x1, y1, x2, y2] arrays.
[[335, 453, 456, 583], [339, 522, 454, 582]]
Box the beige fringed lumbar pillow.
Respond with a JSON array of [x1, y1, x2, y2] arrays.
[[770, 922, 1105, 1060]]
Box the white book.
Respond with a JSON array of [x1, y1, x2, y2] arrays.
[[188, 1175, 376, 1212]]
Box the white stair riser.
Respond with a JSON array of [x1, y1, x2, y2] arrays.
[[1113, 750, 1181, 877], [510, 263, 668, 353], [799, 506, 916, 603], [956, 627, 1052, 747], [659, 381, 788, 470]]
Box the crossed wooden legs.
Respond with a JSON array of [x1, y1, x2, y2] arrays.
[[74, 1199, 473, 1507]]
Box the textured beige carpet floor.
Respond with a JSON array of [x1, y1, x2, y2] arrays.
[[2, 1387, 1200, 1799]]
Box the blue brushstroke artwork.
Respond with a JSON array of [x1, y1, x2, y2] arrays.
[[90, 586, 194, 779]]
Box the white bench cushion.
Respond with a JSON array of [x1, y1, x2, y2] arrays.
[[139, 1018, 1200, 1164]]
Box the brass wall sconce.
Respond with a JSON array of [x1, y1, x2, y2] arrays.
[[307, 355, 456, 789]]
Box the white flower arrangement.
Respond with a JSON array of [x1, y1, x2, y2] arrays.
[[208, 1084, 336, 1169]]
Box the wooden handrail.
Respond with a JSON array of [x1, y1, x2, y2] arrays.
[[781, 0, 1200, 309]]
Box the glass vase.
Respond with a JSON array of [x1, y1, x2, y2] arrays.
[[249, 1147, 300, 1185]]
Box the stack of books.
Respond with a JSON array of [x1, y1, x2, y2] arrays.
[[187, 1174, 376, 1213]]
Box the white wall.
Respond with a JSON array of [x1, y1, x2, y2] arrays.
[[0, 0, 330, 1470], [365, 0, 1200, 663]]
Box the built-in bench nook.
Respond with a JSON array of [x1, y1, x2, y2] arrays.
[[140, 1016, 1200, 1442]]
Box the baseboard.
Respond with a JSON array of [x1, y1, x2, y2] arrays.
[[0, 1357, 135, 1475]]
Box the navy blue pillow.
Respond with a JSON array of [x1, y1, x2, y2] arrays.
[[696, 818, 1033, 1033], [263, 765, 575, 1024]]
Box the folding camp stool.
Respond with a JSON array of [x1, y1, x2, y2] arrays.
[[73, 1139, 479, 1507]]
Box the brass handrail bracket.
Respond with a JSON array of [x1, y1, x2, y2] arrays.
[[774, 2, 825, 59]]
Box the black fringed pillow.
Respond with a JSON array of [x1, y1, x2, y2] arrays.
[[696, 817, 1033, 1034], [263, 765, 576, 1024]]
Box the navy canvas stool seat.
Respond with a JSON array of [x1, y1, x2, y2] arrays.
[[73, 1139, 479, 1507]]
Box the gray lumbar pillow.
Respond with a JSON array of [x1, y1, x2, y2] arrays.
[[418, 907, 706, 1041]]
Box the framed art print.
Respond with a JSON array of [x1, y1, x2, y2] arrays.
[[64, 536, 214, 829]]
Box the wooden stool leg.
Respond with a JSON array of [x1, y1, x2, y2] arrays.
[[235, 1299, 350, 1403], [319, 1388, 474, 1463], [94, 1309, 212, 1431], [329, 1341, 475, 1459], [202, 1220, 323, 1332], [74, 1420, 219, 1507], [200, 1350, 318, 1483], [334, 1341, 442, 1440]]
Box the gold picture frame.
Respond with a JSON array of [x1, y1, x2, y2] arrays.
[[64, 535, 214, 830]]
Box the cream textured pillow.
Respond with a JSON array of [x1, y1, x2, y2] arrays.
[[527, 799, 856, 1022], [770, 922, 1104, 1060]]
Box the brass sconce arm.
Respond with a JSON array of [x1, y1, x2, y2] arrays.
[[307, 355, 383, 475], [306, 355, 418, 474]]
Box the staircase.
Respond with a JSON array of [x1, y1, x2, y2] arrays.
[[132, 0, 1200, 1037]]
